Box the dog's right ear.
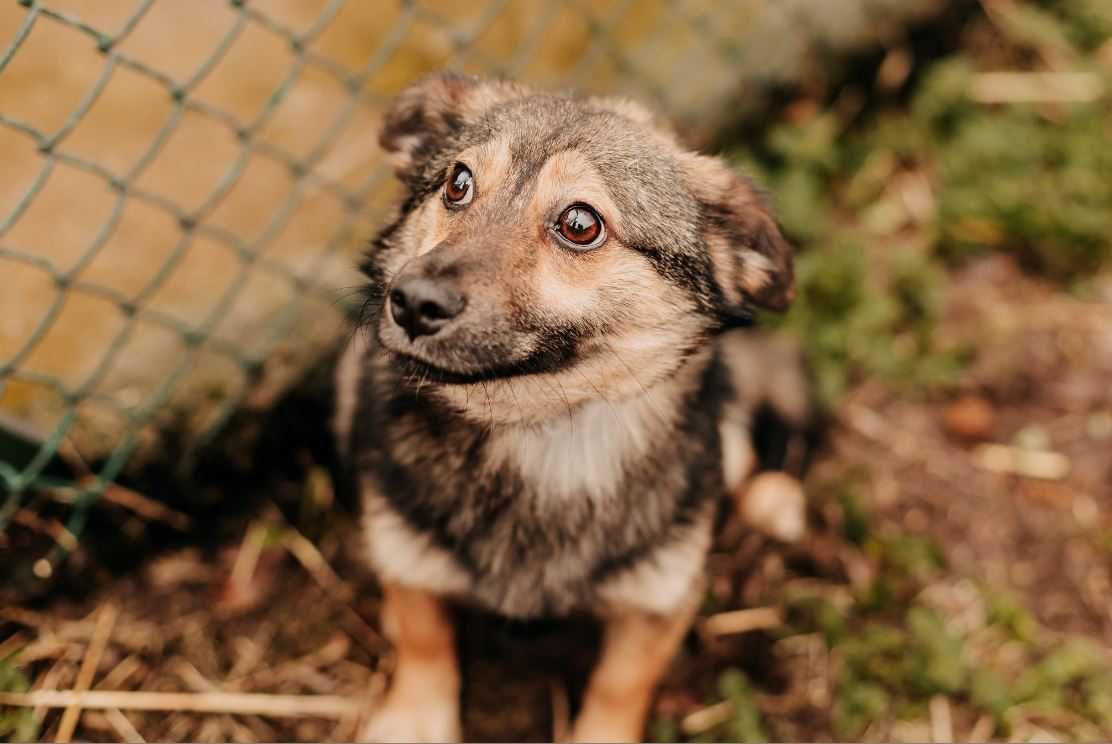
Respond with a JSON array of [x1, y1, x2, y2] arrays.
[[678, 152, 795, 318], [379, 72, 528, 178]]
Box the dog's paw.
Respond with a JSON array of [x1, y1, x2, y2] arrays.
[[740, 471, 806, 543], [358, 691, 461, 743]]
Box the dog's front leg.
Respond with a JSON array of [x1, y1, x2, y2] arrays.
[[360, 583, 461, 743], [571, 597, 698, 743]]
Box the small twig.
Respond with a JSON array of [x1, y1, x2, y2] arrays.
[[283, 529, 351, 601], [972, 443, 1070, 480], [979, 0, 1079, 70], [225, 714, 258, 743], [967, 713, 995, 743], [228, 523, 268, 596], [1, 606, 67, 629], [56, 439, 191, 530], [104, 707, 145, 744], [57, 603, 119, 743], [330, 712, 360, 743], [0, 690, 365, 718], [550, 678, 570, 743], [970, 72, 1103, 104], [681, 700, 734, 736], [169, 657, 220, 693], [96, 654, 144, 692], [0, 630, 29, 660], [31, 657, 68, 723], [197, 717, 226, 742], [239, 714, 279, 743], [164, 714, 197, 742], [231, 632, 350, 690], [98, 482, 192, 531], [11, 510, 79, 551], [18, 637, 71, 664], [276, 515, 386, 654], [929, 695, 953, 743], [227, 635, 268, 682], [702, 606, 783, 637]]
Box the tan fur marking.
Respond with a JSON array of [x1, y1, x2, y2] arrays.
[[530, 149, 622, 235], [415, 197, 446, 258], [390, 138, 518, 266], [456, 137, 514, 207], [572, 594, 700, 743], [738, 250, 775, 295], [363, 483, 473, 597], [596, 518, 712, 615], [360, 583, 461, 742]]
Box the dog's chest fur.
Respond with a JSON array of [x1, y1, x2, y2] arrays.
[[348, 341, 729, 618]]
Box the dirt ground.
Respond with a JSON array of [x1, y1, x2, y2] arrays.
[[2, 254, 1110, 742]]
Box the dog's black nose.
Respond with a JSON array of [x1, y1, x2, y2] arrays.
[[388, 277, 465, 340]]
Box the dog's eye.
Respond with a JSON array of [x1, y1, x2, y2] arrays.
[[444, 163, 474, 207], [554, 204, 605, 249]]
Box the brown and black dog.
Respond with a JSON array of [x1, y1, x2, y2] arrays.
[[335, 72, 811, 742]]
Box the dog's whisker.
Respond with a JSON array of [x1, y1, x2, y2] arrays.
[[480, 380, 496, 438]]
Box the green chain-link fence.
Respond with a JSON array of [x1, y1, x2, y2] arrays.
[[0, 0, 942, 582]]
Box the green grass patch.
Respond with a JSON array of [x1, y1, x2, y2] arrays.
[[729, 1, 1111, 406], [0, 654, 38, 742], [778, 475, 1112, 740]]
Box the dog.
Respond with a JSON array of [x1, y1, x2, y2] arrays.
[[334, 72, 810, 742]]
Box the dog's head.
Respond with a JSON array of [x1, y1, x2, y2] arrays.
[[361, 73, 794, 423]]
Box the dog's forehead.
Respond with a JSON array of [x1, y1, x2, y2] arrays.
[[468, 96, 698, 244], [495, 98, 673, 176]]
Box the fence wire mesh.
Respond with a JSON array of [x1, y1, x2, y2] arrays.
[[0, 0, 940, 580]]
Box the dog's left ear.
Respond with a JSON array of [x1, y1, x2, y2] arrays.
[[379, 72, 528, 178], [680, 153, 795, 317]]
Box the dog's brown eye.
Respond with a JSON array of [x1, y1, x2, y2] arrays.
[[444, 163, 474, 206], [555, 204, 604, 249]]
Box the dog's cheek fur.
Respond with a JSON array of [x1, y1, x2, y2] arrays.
[[678, 152, 795, 314], [426, 244, 706, 425], [389, 199, 443, 271], [521, 146, 710, 365]]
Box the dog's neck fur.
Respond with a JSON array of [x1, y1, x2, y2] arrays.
[[353, 339, 728, 618], [480, 348, 711, 500]]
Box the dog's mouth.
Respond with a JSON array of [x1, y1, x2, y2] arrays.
[[371, 293, 583, 384], [385, 343, 580, 385], [376, 318, 581, 384], [388, 350, 513, 385]]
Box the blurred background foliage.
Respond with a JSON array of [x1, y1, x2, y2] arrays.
[[735, 0, 1112, 405], [663, 2, 1112, 740]]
